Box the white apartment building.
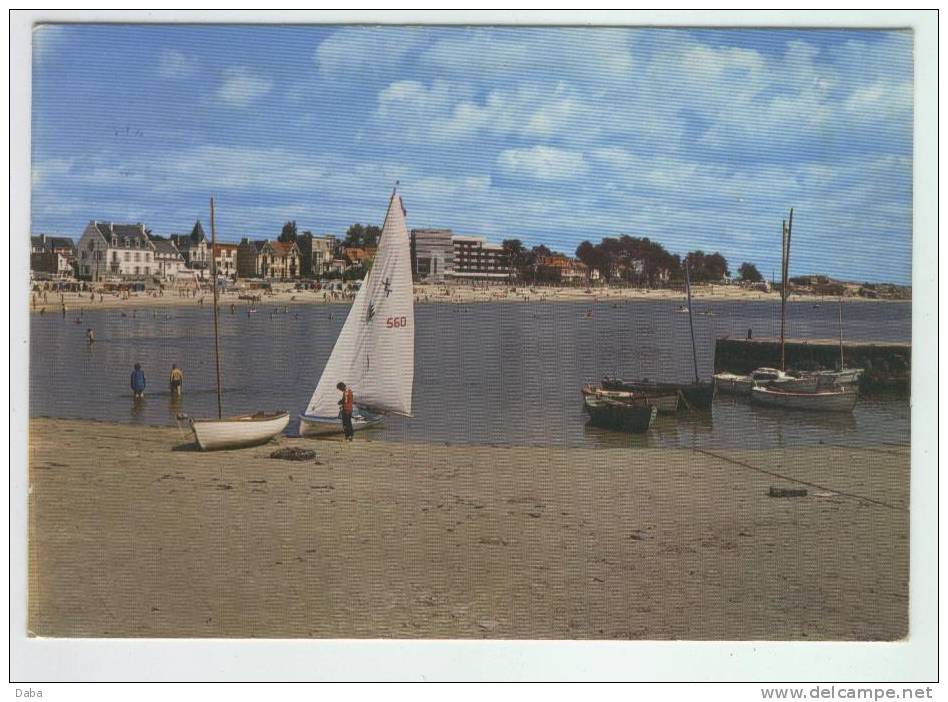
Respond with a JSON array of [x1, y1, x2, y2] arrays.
[[76, 221, 157, 281]]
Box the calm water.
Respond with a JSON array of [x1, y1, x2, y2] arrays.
[[30, 298, 911, 449]]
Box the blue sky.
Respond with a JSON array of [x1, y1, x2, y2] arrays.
[[31, 25, 913, 283]]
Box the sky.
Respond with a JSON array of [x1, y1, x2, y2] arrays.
[[31, 25, 913, 283]]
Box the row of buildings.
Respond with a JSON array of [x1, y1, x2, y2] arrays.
[[33, 220, 348, 283], [32, 220, 589, 285]]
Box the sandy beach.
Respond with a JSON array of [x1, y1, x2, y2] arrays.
[[28, 282, 904, 315], [28, 418, 908, 640]]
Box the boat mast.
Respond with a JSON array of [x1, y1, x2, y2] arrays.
[[684, 260, 699, 384], [210, 197, 223, 420], [780, 208, 793, 371]]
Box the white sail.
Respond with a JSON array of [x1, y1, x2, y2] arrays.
[[305, 191, 414, 418]]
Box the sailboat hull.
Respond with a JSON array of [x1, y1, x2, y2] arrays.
[[189, 411, 290, 451], [750, 387, 858, 413], [299, 410, 383, 437]]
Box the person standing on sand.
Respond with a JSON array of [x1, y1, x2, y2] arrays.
[[336, 381, 354, 442], [169, 364, 183, 396], [130, 363, 146, 400]]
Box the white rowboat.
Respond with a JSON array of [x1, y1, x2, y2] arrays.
[[189, 411, 290, 450], [750, 386, 857, 413]]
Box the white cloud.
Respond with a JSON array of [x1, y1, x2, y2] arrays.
[[216, 67, 273, 107], [158, 49, 199, 79], [315, 27, 424, 78], [497, 146, 588, 181]]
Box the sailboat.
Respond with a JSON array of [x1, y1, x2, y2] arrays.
[[299, 186, 414, 437], [747, 209, 857, 413], [186, 197, 290, 450], [802, 297, 864, 388]]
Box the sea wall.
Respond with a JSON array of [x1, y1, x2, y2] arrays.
[[714, 337, 911, 391]]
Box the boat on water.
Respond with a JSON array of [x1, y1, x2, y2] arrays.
[[299, 186, 414, 437], [749, 386, 858, 413], [184, 197, 289, 451], [581, 383, 679, 413], [584, 395, 657, 433], [714, 367, 819, 395], [601, 378, 716, 409], [804, 368, 864, 388]]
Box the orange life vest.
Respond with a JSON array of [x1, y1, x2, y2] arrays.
[[342, 387, 353, 413]]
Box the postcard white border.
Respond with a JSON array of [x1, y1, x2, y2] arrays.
[[8, 8, 939, 686]]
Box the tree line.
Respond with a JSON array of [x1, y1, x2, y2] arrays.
[[503, 235, 763, 285]]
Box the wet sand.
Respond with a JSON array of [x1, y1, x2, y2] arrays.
[[28, 418, 908, 640]]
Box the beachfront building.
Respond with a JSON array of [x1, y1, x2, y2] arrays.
[[211, 242, 239, 278], [147, 236, 188, 280], [342, 247, 370, 268], [169, 221, 209, 278], [449, 235, 512, 281], [297, 232, 338, 278], [236, 238, 300, 279], [30, 234, 76, 277], [76, 221, 157, 281], [535, 255, 588, 285], [410, 228, 455, 282]]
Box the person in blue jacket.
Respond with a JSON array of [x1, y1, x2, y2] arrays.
[[130, 363, 146, 400]]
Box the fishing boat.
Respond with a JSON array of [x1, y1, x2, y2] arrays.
[[801, 297, 864, 389], [299, 186, 414, 437], [599, 262, 716, 410], [600, 377, 716, 409], [581, 383, 679, 413], [584, 395, 657, 433], [749, 386, 858, 413], [714, 367, 819, 395], [186, 197, 289, 450]]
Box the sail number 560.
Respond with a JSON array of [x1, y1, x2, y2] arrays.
[[386, 316, 408, 329]]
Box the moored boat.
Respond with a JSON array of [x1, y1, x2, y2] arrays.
[[189, 411, 291, 450], [581, 383, 679, 413], [601, 378, 717, 410], [803, 368, 864, 389], [749, 386, 858, 413], [714, 367, 819, 395], [584, 395, 657, 433]]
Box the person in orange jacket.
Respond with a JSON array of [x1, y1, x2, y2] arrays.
[[336, 381, 354, 442]]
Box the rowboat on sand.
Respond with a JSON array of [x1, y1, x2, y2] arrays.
[[189, 411, 291, 451]]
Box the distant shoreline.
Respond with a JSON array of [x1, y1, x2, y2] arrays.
[[27, 283, 910, 314]]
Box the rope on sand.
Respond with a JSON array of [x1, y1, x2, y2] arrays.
[[693, 447, 907, 512]]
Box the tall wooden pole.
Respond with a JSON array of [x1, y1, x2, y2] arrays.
[[210, 197, 223, 420], [685, 260, 699, 384], [838, 296, 845, 371]]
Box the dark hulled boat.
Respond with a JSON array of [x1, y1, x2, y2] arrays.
[[601, 377, 717, 410], [583, 395, 657, 433]]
